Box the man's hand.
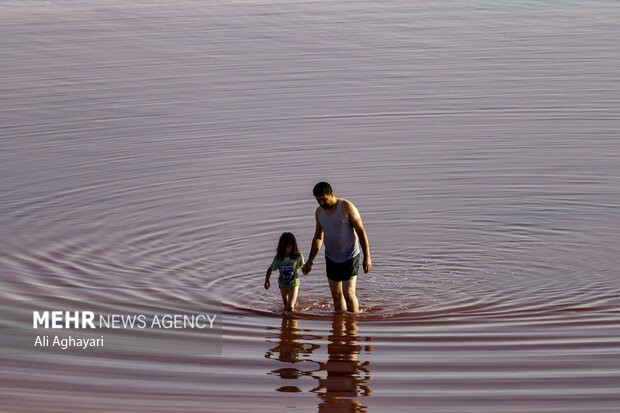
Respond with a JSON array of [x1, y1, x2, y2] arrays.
[[363, 256, 372, 274], [264, 280, 270, 289]]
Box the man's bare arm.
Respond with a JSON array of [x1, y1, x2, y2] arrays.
[[345, 200, 372, 274], [304, 208, 324, 273]]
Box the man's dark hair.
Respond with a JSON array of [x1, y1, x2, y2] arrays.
[[313, 182, 333, 197]]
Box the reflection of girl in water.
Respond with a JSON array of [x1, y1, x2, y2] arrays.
[[265, 316, 322, 393], [266, 317, 304, 364], [264, 233, 307, 312]]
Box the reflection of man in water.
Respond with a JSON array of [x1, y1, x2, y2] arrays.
[[303, 182, 372, 313], [312, 314, 372, 412]]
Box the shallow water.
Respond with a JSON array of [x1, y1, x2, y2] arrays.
[[1, 0, 620, 411]]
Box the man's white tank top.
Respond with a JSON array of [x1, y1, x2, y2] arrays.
[[320, 199, 361, 263]]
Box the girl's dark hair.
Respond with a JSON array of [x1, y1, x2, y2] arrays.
[[276, 232, 300, 260]]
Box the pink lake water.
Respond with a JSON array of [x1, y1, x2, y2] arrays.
[[1, 0, 620, 411]]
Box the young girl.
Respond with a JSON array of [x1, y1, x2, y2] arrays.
[[265, 232, 307, 312]]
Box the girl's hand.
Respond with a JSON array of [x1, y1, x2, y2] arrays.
[[302, 261, 313, 274], [264, 280, 270, 289]]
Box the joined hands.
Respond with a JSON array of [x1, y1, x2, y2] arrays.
[[302, 261, 312, 275]]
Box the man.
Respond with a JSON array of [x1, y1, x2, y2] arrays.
[[303, 182, 372, 313]]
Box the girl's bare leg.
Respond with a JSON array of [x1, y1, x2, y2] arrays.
[[280, 288, 289, 309], [286, 286, 299, 312]]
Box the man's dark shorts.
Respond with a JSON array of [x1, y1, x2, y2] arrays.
[[326, 254, 360, 282]]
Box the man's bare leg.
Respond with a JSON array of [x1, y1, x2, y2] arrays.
[[342, 276, 359, 313], [328, 278, 347, 311]]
